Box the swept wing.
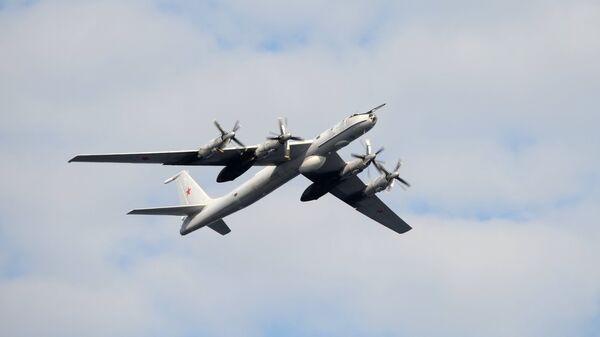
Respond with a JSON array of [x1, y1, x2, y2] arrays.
[[303, 153, 411, 234], [69, 141, 313, 166]]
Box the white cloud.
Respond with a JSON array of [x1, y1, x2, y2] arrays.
[[1, 0, 599, 336]]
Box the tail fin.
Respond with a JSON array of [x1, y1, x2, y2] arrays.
[[164, 170, 212, 205], [130, 171, 230, 236]]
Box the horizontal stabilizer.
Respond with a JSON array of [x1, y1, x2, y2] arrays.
[[207, 219, 231, 235], [127, 205, 204, 216]]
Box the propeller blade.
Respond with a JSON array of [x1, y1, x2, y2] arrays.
[[214, 120, 226, 136], [365, 139, 372, 155], [374, 161, 388, 175], [232, 137, 245, 147], [351, 153, 366, 159], [394, 160, 402, 172], [278, 117, 286, 135], [232, 120, 241, 132], [395, 176, 411, 187], [284, 141, 291, 159], [290, 136, 304, 141], [375, 147, 384, 155]]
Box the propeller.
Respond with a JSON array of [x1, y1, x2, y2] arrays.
[[374, 159, 410, 191], [267, 117, 303, 159], [351, 139, 385, 175], [214, 120, 245, 147]]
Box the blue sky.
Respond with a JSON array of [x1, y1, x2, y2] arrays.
[[1, 1, 599, 336]]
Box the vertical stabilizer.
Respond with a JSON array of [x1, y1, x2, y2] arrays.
[[164, 170, 212, 205]]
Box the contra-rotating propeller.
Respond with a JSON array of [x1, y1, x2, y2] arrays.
[[351, 139, 384, 165], [214, 120, 245, 147], [267, 117, 303, 159], [374, 159, 411, 191]]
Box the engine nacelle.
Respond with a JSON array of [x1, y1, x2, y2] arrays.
[[197, 147, 212, 158], [299, 155, 326, 174], [216, 151, 256, 182], [301, 182, 329, 201], [363, 178, 388, 196], [254, 142, 279, 160], [340, 160, 365, 177]]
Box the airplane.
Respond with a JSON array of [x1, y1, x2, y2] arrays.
[[68, 103, 412, 236]]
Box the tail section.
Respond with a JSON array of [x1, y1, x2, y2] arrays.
[[129, 171, 230, 236], [164, 170, 212, 205]]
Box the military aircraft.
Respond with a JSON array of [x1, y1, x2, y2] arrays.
[[69, 104, 412, 236]]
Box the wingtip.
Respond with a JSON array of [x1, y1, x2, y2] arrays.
[[398, 223, 413, 234]]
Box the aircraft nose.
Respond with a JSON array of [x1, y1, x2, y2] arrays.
[[369, 113, 377, 124]]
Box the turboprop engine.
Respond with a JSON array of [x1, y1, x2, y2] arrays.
[[198, 120, 245, 158], [300, 140, 384, 202], [217, 118, 304, 183], [216, 150, 256, 183], [363, 160, 410, 196], [340, 139, 383, 177], [254, 117, 303, 160]]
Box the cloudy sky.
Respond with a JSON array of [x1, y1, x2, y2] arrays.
[[1, 0, 599, 336]]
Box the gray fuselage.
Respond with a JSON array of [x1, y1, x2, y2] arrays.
[[181, 113, 377, 234]]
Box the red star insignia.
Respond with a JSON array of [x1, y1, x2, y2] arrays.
[[185, 187, 191, 196]]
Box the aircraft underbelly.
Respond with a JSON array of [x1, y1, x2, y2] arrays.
[[236, 159, 302, 206], [189, 158, 303, 232]]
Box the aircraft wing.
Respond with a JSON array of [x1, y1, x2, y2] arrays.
[[69, 141, 313, 166], [303, 154, 412, 234]]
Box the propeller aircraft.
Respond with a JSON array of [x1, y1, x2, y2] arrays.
[[69, 104, 412, 236]]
